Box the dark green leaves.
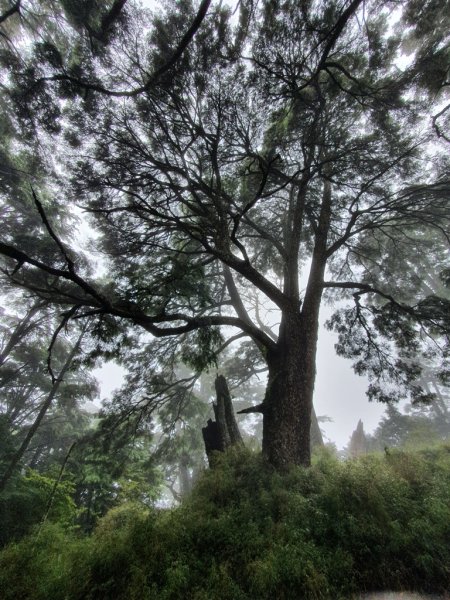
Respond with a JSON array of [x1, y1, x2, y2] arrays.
[[181, 326, 223, 372]]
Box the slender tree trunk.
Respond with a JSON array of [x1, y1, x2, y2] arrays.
[[0, 328, 85, 492], [36, 441, 76, 537], [0, 301, 43, 368], [28, 444, 44, 469], [85, 485, 93, 532]]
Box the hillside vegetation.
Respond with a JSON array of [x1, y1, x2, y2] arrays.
[[1, 446, 449, 600]]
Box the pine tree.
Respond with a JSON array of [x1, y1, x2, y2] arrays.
[[348, 419, 368, 458], [0, 0, 449, 468]]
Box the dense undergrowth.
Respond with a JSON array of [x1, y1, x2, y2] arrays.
[[0, 446, 449, 600]]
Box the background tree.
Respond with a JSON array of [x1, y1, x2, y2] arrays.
[[347, 419, 368, 458], [0, 298, 163, 542], [0, 300, 97, 490], [68, 418, 161, 532], [370, 400, 450, 451], [0, 299, 94, 542]]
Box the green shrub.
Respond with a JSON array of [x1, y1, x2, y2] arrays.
[[0, 470, 77, 546], [0, 523, 89, 600], [1, 445, 449, 599]]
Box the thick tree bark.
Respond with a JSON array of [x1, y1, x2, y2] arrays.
[[262, 313, 319, 469], [238, 402, 323, 449], [212, 378, 231, 450], [262, 180, 331, 469], [202, 418, 223, 461]]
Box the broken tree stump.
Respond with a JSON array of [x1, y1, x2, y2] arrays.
[[202, 375, 244, 466]]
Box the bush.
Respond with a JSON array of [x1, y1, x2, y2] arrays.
[[1, 446, 449, 599], [0, 470, 76, 546]]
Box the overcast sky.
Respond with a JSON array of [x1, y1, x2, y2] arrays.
[[314, 312, 385, 448]]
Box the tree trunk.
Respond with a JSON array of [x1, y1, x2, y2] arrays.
[[0, 301, 43, 369], [179, 452, 192, 498], [202, 375, 244, 465], [37, 441, 76, 537], [262, 312, 319, 469], [212, 378, 231, 450], [202, 418, 223, 463], [262, 180, 331, 469], [215, 374, 244, 446]]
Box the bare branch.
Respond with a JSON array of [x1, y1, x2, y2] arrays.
[[31, 188, 75, 273], [323, 280, 412, 309], [237, 402, 264, 415], [316, 0, 365, 71], [432, 103, 450, 144], [47, 306, 80, 384]]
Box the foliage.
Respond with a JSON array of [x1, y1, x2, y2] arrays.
[[370, 403, 450, 452], [1, 446, 449, 599], [69, 419, 162, 532], [0, 301, 98, 477], [0, 469, 76, 546]]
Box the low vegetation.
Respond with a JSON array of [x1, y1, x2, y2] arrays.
[[0, 446, 449, 600]]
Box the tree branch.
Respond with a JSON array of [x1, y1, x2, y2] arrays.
[[0, 0, 21, 25], [33, 0, 212, 98], [316, 0, 364, 71], [0, 240, 277, 350], [237, 402, 264, 415], [31, 188, 75, 273], [432, 103, 450, 143], [97, 0, 128, 43], [47, 305, 80, 384], [323, 281, 418, 315]]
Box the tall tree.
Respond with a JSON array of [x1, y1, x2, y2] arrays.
[[0, 289, 99, 487], [0, 0, 449, 468], [0, 320, 90, 491], [347, 419, 368, 457]]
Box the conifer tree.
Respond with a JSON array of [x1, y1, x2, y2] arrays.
[[0, 0, 449, 468], [348, 419, 368, 457]]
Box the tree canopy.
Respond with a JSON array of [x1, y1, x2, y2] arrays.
[[0, 0, 449, 468]]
